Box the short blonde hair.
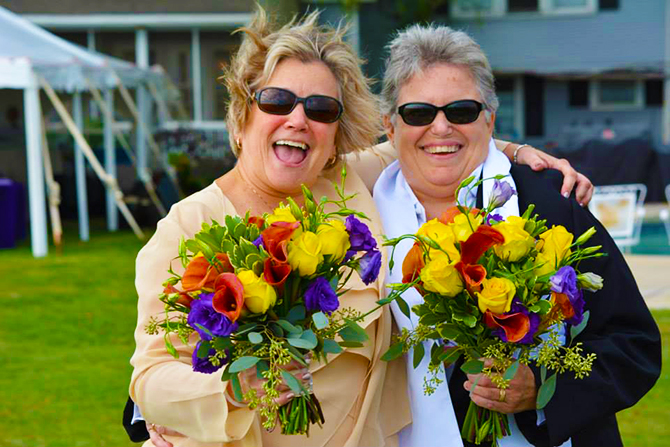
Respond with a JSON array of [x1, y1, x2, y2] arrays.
[[223, 7, 381, 162]]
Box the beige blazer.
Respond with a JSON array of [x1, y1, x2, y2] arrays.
[[130, 162, 410, 447]]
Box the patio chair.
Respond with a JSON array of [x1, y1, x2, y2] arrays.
[[661, 184, 670, 245], [588, 184, 647, 252]]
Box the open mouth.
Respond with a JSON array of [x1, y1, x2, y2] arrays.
[[273, 140, 310, 165], [422, 144, 462, 155]]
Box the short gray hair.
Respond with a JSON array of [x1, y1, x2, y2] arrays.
[[380, 24, 499, 122]]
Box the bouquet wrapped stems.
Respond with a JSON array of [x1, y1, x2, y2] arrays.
[[462, 401, 509, 446], [278, 393, 325, 435]]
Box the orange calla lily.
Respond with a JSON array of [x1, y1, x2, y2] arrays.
[[263, 257, 292, 288], [163, 283, 193, 308], [181, 253, 234, 292], [261, 221, 300, 262], [439, 206, 481, 225], [212, 272, 245, 322], [402, 242, 425, 284], [484, 310, 530, 343]]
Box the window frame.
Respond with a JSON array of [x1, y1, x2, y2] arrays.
[[589, 79, 645, 111], [450, 0, 597, 18]]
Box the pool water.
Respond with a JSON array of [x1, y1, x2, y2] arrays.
[[630, 222, 670, 255]]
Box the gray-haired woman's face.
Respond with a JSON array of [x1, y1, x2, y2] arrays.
[[385, 63, 495, 199]]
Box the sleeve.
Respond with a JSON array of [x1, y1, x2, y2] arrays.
[[129, 205, 256, 443], [345, 141, 398, 193], [516, 200, 662, 446]]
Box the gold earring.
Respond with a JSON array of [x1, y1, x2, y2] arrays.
[[236, 138, 242, 151]]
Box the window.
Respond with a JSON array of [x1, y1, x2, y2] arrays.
[[589, 80, 644, 110], [451, 0, 596, 17]]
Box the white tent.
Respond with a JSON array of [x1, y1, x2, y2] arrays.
[[0, 6, 165, 257]]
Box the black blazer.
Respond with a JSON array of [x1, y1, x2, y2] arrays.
[[449, 165, 662, 447]]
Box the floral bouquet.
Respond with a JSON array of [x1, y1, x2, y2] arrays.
[[381, 175, 604, 446], [147, 168, 386, 436]]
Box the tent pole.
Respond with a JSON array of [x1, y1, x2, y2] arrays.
[[147, 79, 172, 124], [104, 88, 118, 231], [85, 79, 166, 217], [73, 91, 90, 241], [113, 73, 184, 197], [24, 73, 48, 258], [38, 76, 145, 240], [41, 116, 63, 250]]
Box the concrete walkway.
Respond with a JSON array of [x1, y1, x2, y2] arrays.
[[624, 254, 670, 309]]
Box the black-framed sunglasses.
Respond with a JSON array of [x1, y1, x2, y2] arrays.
[[397, 100, 486, 126], [254, 87, 343, 124]]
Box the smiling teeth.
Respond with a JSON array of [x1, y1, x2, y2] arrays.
[[424, 145, 459, 154], [276, 140, 308, 150]]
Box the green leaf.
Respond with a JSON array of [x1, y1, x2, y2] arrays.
[[235, 323, 258, 336], [312, 312, 329, 330], [196, 340, 212, 359], [536, 373, 557, 409], [228, 356, 260, 373], [439, 347, 462, 365], [286, 305, 306, 324], [288, 337, 317, 350], [381, 342, 404, 362], [276, 320, 302, 335], [248, 332, 263, 344], [220, 365, 234, 382], [461, 359, 485, 375], [338, 321, 368, 343], [213, 337, 233, 351], [503, 360, 520, 381], [570, 310, 590, 340], [268, 322, 284, 337], [230, 373, 244, 402], [412, 342, 425, 369], [419, 313, 445, 326], [323, 339, 344, 354], [396, 297, 411, 320], [540, 365, 547, 383], [233, 222, 247, 240], [281, 370, 305, 395], [256, 360, 269, 380], [338, 341, 364, 348], [185, 239, 201, 255], [300, 329, 318, 349], [437, 324, 460, 340], [536, 300, 552, 314], [194, 323, 213, 339]]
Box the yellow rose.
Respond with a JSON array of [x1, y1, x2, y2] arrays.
[[493, 216, 534, 262], [420, 257, 464, 297], [316, 220, 350, 262], [417, 219, 460, 262], [266, 204, 297, 225], [237, 269, 277, 314], [539, 225, 573, 262], [476, 277, 516, 314], [450, 212, 483, 242], [287, 231, 323, 276]]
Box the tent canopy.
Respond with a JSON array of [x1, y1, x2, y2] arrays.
[[0, 6, 156, 91]]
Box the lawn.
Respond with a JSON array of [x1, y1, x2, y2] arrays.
[[0, 225, 667, 446]]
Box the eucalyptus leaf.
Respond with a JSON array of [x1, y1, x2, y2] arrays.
[[235, 323, 258, 336], [323, 339, 344, 354], [194, 323, 213, 339], [338, 322, 368, 343], [300, 329, 318, 348], [277, 319, 302, 334], [503, 360, 520, 381], [228, 356, 260, 373], [338, 341, 364, 348], [248, 332, 263, 344], [268, 322, 285, 337], [396, 297, 411, 320], [288, 337, 317, 350], [196, 340, 212, 359], [412, 342, 425, 369], [460, 359, 485, 375], [286, 305, 306, 324], [570, 310, 590, 340], [213, 337, 233, 351], [536, 373, 557, 409], [281, 371, 305, 395], [381, 342, 404, 362], [256, 360, 269, 380], [312, 312, 329, 330], [230, 373, 243, 401]]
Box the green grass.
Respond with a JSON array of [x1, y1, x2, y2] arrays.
[[0, 223, 667, 446]]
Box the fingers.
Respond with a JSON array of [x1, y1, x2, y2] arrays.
[[574, 173, 595, 206], [516, 146, 548, 171], [146, 423, 176, 447], [463, 363, 538, 414]]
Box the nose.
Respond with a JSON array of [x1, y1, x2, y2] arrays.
[[430, 109, 453, 135], [284, 102, 309, 131]]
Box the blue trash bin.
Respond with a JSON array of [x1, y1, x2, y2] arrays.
[[0, 178, 23, 249]]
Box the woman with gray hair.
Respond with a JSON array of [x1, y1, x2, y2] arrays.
[[373, 23, 659, 447]]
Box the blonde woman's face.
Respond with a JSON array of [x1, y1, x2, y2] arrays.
[[237, 58, 339, 196]]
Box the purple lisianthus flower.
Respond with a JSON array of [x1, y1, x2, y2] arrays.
[[488, 179, 516, 210], [357, 249, 382, 285], [345, 215, 377, 251], [343, 249, 356, 263], [486, 213, 504, 225], [187, 292, 239, 341], [192, 341, 228, 374], [491, 299, 540, 344], [304, 277, 339, 314], [253, 235, 264, 248], [550, 266, 585, 326]]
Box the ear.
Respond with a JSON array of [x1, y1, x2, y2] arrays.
[[486, 111, 496, 137], [383, 114, 396, 144]]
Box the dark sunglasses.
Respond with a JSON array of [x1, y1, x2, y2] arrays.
[[254, 87, 343, 124], [397, 100, 485, 126]]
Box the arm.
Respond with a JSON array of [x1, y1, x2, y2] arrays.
[[496, 139, 594, 206]]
